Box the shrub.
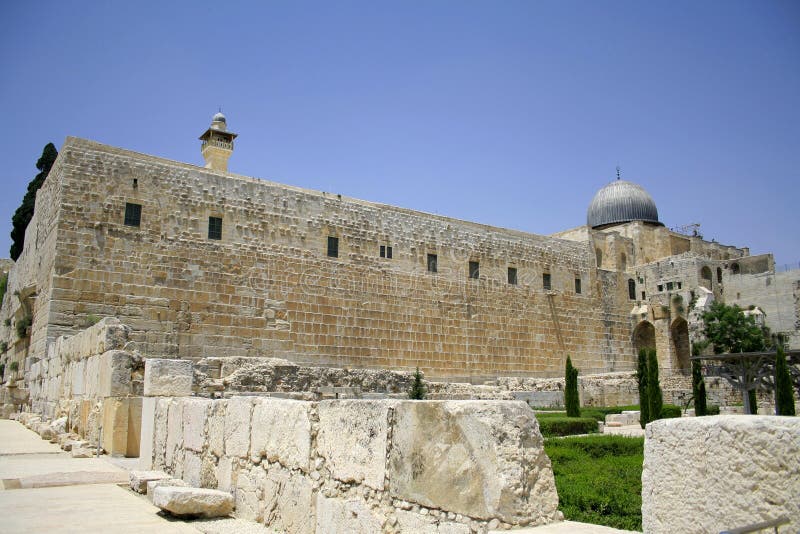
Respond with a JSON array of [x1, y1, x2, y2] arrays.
[[775, 346, 796, 416], [9, 361, 19, 372], [3, 318, 9, 327], [545, 435, 643, 531], [15, 314, 32, 339], [0, 273, 7, 304], [565, 356, 580, 417], [0, 362, 4, 376], [659, 404, 681, 419], [537, 415, 597, 437], [408, 367, 426, 400], [707, 405, 720, 415], [0, 341, 6, 353], [83, 314, 101, 327]]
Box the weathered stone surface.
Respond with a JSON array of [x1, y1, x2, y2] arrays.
[[129, 470, 171, 493], [152, 486, 234, 518], [251, 398, 311, 472], [165, 400, 183, 470], [224, 397, 254, 459], [143, 359, 193, 397], [97, 350, 134, 398], [263, 466, 315, 534], [389, 400, 559, 525], [643, 415, 800, 533], [207, 400, 226, 457], [394, 510, 470, 534], [146, 477, 188, 499], [317, 400, 394, 490], [183, 398, 211, 453], [151, 398, 170, 470], [71, 446, 94, 458], [235, 465, 266, 522], [183, 450, 202, 487], [50, 417, 68, 434], [315, 494, 384, 534]]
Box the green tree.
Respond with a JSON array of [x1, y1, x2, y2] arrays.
[[702, 302, 769, 354], [564, 356, 580, 417], [636, 348, 649, 428], [691, 342, 708, 416], [748, 389, 758, 415], [408, 367, 426, 400], [775, 346, 796, 416], [647, 349, 663, 423], [10, 143, 58, 260]]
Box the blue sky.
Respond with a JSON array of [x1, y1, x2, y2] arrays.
[[1, 1, 798, 266]]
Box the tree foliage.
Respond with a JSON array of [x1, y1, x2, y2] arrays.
[[702, 302, 769, 354], [565, 356, 580, 417], [636, 348, 649, 429], [10, 143, 58, 260], [646, 349, 663, 424], [775, 346, 795, 416], [691, 342, 708, 416], [408, 367, 426, 400], [0, 273, 7, 307]]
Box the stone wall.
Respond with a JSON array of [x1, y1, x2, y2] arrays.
[[727, 269, 800, 349], [3, 137, 639, 380], [642, 415, 800, 533], [147, 397, 560, 533]]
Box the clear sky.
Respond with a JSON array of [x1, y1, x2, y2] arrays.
[[1, 1, 798, 267]]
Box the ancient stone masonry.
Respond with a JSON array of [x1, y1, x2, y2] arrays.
[[642, 415, 800, 533], [147, 395, 561, 533]]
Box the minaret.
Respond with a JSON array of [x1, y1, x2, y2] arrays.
[[199, 111, 237, 172]]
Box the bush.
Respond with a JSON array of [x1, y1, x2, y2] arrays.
[[0, 341, 7, 353], [565, 356, 580, 417], [0, 273, 7, 304], [707, 405, 720, 415], [15, 314, 32, 339], [537, 415, 597, 437], [659, 404, 681, 419], [545, 435, 643, 531], [408, 367, 426, 400], [9, 361, 19, 372]]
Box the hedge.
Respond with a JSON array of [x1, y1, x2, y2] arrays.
[[537, 416, 598, 437]]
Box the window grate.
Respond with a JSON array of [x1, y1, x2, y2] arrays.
[[208, 217, 222, 240], [124, 203, 141, 227]]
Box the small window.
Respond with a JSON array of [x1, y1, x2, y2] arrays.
[[508, 267, 518, 285], [124, 203, 141, 227], [628, 279, 636, 300], [575, 278, 582, 294], [469, 261, 480, 280], [657, 284, 663, 292], [543, 273, 551, 290], [387, 246, 392, 259], [327, 236, 339, 258], [380, 245, 393, 259], [717, 268, 722, 283], [208, 216, 222, 240], [677, 282, 682, 289], [380, 245, 385, 258], [132, 178, 138, 188], [427, 254, 438, 273], [666, 282, 674, 291], [641, 291, 646, 300]]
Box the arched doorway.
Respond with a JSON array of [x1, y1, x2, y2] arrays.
[[670, 318, 690, 372], [700, 266, 712, 290], [633, 321, 656, 355]]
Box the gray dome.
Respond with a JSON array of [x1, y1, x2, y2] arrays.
[[587, 180, 660, 228], [212, 112, 226, 123]]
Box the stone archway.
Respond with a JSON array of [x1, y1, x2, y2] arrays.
[[700, 266, 712, 290], [633, 321, 656, 355], [670, 318, 690, 372]]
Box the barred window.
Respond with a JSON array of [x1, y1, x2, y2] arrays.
[[124, 203, 141, 227], [427, 254, 438, 273], [508, 267, 518, 285], [543, 273, 551, 290], [327, 236, 339, 258], [575, 278, 582, 294], [469, 261, 480, 280], [208, 216, 222, 240]]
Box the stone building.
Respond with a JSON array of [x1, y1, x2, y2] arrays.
[[0, 113, 797, 386]]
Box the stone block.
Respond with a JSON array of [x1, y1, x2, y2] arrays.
[[235, 465, 266, 522], [388, 401, 559, 525], [183, 398, 212, 453], [72, 446, 94, 458], [97, 350, 133, 398], [129, 470, 172, 493], [144, 359, 193, 397], [606, 411, 640, 426], [315, 494, 384, 534], [207, 400, 226, 457], [251, 398, 311, 471], [263, 466, 315, 534], [224, 396, 254, 459], [643, 415, 800, 533], [165, 400, 183, 469], [152, 486, 234, 518], [138, 397, 157, 470], [394, 510, 470, 534], [317, 400, 394, 490], [127, 396, 142, 458], [183, 450, 202, 487], [146, 477, 188, 499]]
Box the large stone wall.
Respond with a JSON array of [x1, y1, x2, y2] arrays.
[[727, 269, 800, 349], [642, 415, 800, 533], [4, 137, 639, 380], [148, 397, 560, 533]]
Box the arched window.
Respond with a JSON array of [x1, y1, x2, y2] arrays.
[[628, 279, 636, 300], [716, 267, 722, 283], [700, 266, 712, 290]]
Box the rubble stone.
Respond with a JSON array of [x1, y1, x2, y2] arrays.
[[152, 486, 234, 518]]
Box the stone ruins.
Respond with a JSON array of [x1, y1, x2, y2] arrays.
[[1, 113, 798, 532]]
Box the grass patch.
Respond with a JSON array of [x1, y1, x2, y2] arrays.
[[545, 435, 643, 531], [536, 415, 598, 437]]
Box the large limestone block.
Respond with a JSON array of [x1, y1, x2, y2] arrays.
[[317, 400, 394, 490], [59, 318, 130, 362], [183, 450, 202, 487], [315, 494, 384, 534], [129, 470, 172, 493], [97, 350, 134, 398], [643, 415, 800, 533], [138, 397, 157, 470], [152, 398, 170, 471], [152, 486, 234, 518], [388, 401, 559, 525], [144, 359, 193, 397], [224, 397, 254, 459], [263, 466, 315, 534], [102, 398, 129, 456], [183, 398, 212, 453], [165, 400, 184, 469], [251, 398, 311, 471], [235, 465, 267, 521], [207, 400, 227, 457], [395, 510, 470, 534]]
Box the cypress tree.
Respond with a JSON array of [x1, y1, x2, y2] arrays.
[[691, 344, 708, 416], [775, 346, 796, 416], [408, 367, 426, 400], [10, 143, 58, 260], [637, 348, 649, 428], [647, 348, 663, 422], [564, 356, 580, 417], [748, 389, 758, 415]]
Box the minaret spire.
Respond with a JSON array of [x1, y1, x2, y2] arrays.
[[199, 111, 237, 172]]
